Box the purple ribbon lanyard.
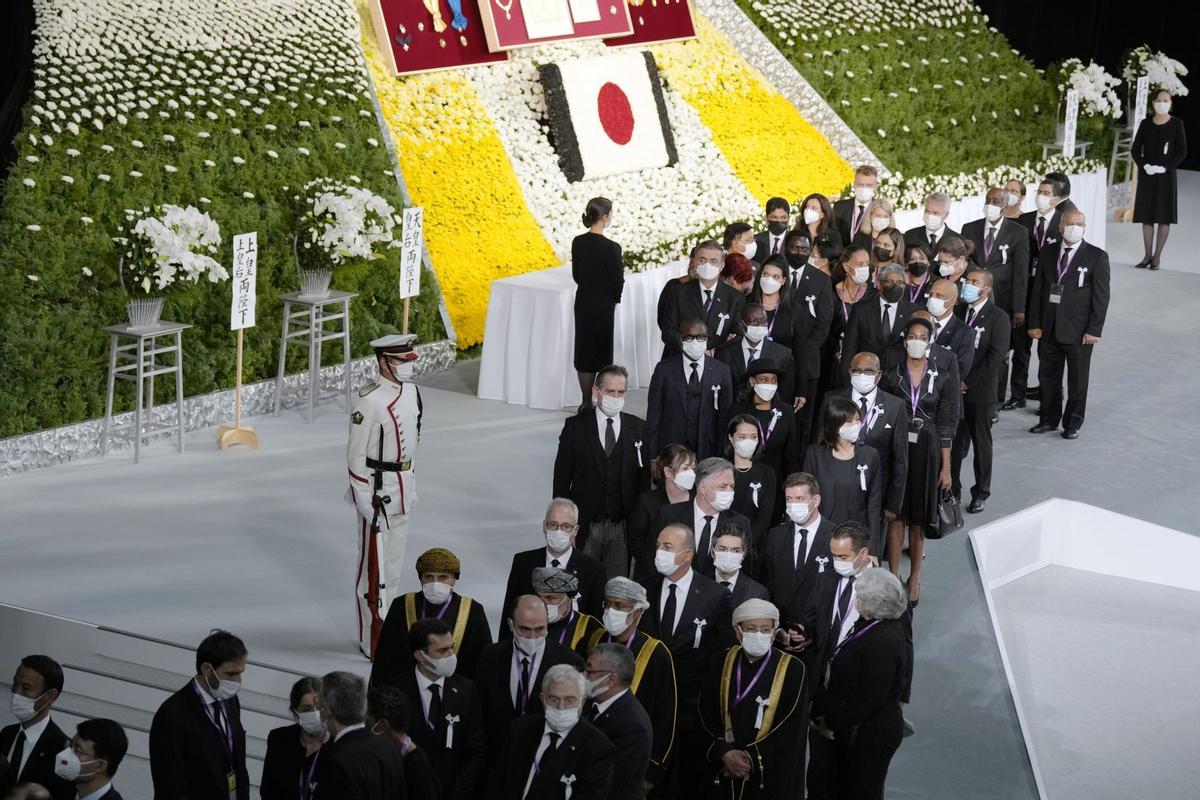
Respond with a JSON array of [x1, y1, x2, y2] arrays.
[[192, 683, 234, 762], [834, 619, 881, 660], [1055, 252, 1071, 284], [907, 365, 927, 416], [907, 276, 927, 303], [754, 417, 771, 446], [765, 309, 777, 338], [556, 610, 575, 646], [733, 651, 772, 707], [422, 594, 453, 620], [299, 750, 319, 800]]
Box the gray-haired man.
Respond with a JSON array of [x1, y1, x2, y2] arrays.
[[312, 671, 403, 799], [904, 191, 959, 250], [585, 645, 653, 799]]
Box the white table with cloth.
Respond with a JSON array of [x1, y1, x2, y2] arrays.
[[477, 170, 1106, 409], [477, 260, 685, 409]]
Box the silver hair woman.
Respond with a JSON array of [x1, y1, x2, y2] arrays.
[[853, 568, 907, 620]]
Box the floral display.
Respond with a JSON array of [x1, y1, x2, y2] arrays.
[[1051, 58, 1123, 120], [119, 204, 227, 294], [1122, 46, 1189, 98], [875, 155, 1106, 212], [296, 178, 403, 269], [0, 0, 445, 436]]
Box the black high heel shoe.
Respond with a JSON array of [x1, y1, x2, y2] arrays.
[[1149, 259, 1161, 271], [1134, 257, 1152, 269]]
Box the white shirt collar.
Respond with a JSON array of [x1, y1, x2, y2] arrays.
[[715, 569, 740, 588], [851, 387, 877, 407], [742, 337, 763, 357], [592, 688, 629, 717], [546, 547, 573, 567], [13, 713, 52, 768], [969, 295, 989, 313], [667, 567, 694, 597], [595, 406, 620, 442], [78, 784, 114, 800], [682, 354, 705, 381], [334, 722, 365, 742], [928, 223, 947, 238], [414, 666, 444, 695]]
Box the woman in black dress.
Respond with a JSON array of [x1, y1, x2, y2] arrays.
[[1133, 90, 1188, 270], [724, 414, 777, 543], [797, 192, 843, 250], [261, 677, 325, 800], [802, 396, 883, 554], [902, 242, 934, 307], [627, 443, 695, 577], [571, 197, 624, 410], [729, 359, 801, 523], [881, 317, 960, 604]]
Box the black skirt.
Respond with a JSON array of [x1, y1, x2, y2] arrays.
[[899, 426, 939, 527], [573, 294, 616, 371]]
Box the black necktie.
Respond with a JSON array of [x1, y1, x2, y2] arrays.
[[661, 583, 678, 637], [699, 516, 714, 568], [542, 731, 560, 762], [791, 269, 800, 291], [588, 704, 601, 721], [551, 558, 561, 568], [604, 418, 615, 456], [966, 306, 978, 327], [929, 233, 938, 250], [834, 575, 855, 628], [703, 289, 713, 314], [794, 527, 808, 570], [881, 303, 893, 338], [516, 656, 531, 713], [747, 347, 757, 363], [10, 729, 26, 773], [721, 581, 732, 592], [688, 361, 699, 391], [428, 684, 443, 731], [1059, 247, 1072, 277], [984, 227, 996, 260], [1035, 216, 1045, 246], [772, 236, 780, 255]]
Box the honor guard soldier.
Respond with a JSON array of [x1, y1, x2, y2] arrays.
[[347, 334, 423, 659]]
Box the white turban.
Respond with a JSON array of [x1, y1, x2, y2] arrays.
[[732, 598, 779, 627], [605, 577, 650, 609]]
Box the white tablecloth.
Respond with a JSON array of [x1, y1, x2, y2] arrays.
[[477, 260, 684, 409], [478, 171, 1106, 409]]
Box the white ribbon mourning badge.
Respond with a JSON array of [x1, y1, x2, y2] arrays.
[[805, 294, 817, 318], [974, 325, 986, 349], [815, 555, 829, 573], [634, 440, 643, 468], [561, 774, 577, 800], [711, 384, 721, 412], [445, 714, 459, 748], [1077, 266, 1088, 289], [749, 482, 762, 507], [999, 243, 1009, 264], [754, 696, 770, 730], [926, 369, 938, 393], [716, 312, 730, 338], [693, 618, 707, 649], [856, 463, 869, 491]]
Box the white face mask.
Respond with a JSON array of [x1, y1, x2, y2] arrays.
[[422, 580, 453, 605], [732, 438, 758, 459], [1062, 225, 1085, 245], [744, 324, 768, 344], [671, 468, 696, 491], [9, 692, 44, 723], [53, 748, 100, 782], [870, 216, 889, 232], [421, 651, 458, 679], [654, 548, 680, 576], [710, 489, 735, 512], [785, 501, 811, 524], [937, 261, 957, 278], [854, 186, 875, 204], [923, 212, 943, 231], [850, 373, 877, 395], [546, 602, 564, 625], [297, 709, 326, 736], [602, 607, 631, 636], [1035, 194, 1052, 213], [926, 296, 948, 317], [1004, 190, 1021, 208], [681, 339, 707, 362], [752, 382, 777, 402], [984, 204, 1003, 222], [546, 530, 572, 554], [740, 631, 774, 659], [598, 393, 624, 417], [713, 550, 744, 574], [513, 631, 547, 657], [585, 675, 611, 700], [1154, 100, 1171, 115], [696, 263, 721, 282], [803, 208, 821, 225], [742, 240, 758, 261], [544, 705, 580, 734], [906, 339, 929, 359], [203, 666, 240, 701], [833, 557, 859, 576], [759, 276, 782, 295], [852, 265, 870, 284], [838, 422, 862, 442]]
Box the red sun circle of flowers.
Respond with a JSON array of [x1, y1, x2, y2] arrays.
[[597, 82, 635, 145]]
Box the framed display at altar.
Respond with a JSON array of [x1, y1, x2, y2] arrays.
[[368, 0, 508, 76], [604, 0, 696, 48], [477, 0, 634, 51]]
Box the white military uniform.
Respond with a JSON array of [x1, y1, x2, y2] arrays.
[[346, 371, 422, 657]]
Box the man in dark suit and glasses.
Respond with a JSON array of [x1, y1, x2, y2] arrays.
[[841, 263, 918, 381], [1027, 209, 1110, 440], [497, 665, 615, 800], [638, 522, 733, 797], [583, 644, 653, 799], [149, 630, 251, 800], [762, 472, 835, 613], [656, 457, 750, 576], [552, 364, 651, 578], [714, 303, 797, 405], [52, 718, 130, 800], [659, 243, 745, 356], [388, 618, 486, 800], [1, 655, 72, 800], [753, 198, 792, 264], [952, 269, 1011, 513], [502, 499, 607, 623], [903, 192, 958, 250], [1008, 172, 1078, 409], [311, 671, 404, 799], [645, 319, 735, 460]]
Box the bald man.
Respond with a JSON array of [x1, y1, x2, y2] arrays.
[[1027, 209, 1110, 439], [928, 278, 975, 381]]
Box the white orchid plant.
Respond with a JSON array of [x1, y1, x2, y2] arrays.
[[295, 178, 402, 271], [1122, 45, 1189, 97], [1053, 58, 1123, 119], [118, 204, 227, 295]]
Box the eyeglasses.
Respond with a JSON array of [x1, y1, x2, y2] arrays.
[[543, 522, 577, 532], [680, 335, 707, 343]]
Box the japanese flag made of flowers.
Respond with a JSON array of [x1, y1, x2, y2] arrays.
[[539, 52, 678, 182]]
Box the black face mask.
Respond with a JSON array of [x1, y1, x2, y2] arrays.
[[873, 247, 893, 263], [881, 283, 904, 303], [786, 252, 807, 269], [907, 261, 929, 277], [768, 221, 788, 236]]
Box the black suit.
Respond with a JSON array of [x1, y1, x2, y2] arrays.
[[645, 355, 734, 460], [753, 230, 789, 264], [496, 716, 615, 800], [816, 388, 909, 515], [1027, 239, 1110, 430], [961, 217, 1030, 314], [552, 410, 651, 554], [952, 300, 1010, 502], [842, 297, 919, 379], [784, 264, 835, 441], [1013, 199, 1077, 401], [0, 718, 72, 800], [725, 572, 770, 606], [260, 724, 317, 800], [474, 640, 585, 764], [588, 691, 653, 799], [311, 727, 405, 799], [149, 682, 251, 800], [932, 313, 975, 385], [903, 223, 959, 250], [714, 336, 796, 404], [832, 197, 870, 244], [391, 669, 486, 800], [659, 278, 746, 355], [502, 547, 607, 623], [761, 515, 835, 610], [656, 500, 751, 576]]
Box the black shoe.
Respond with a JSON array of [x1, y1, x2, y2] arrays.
[[967, 498, 986, 513], [1135, 258, 1152, 269], [1027, 386, 1041, 400], [1000, 398, 1026, 411], [1030, 423, 1058, 434], [1149, 260, 1160, 271], [1062, 427, 1080, 440], [991, 412, 1000, 425]]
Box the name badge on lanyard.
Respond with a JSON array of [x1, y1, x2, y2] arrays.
[[1049, 284, 1064, 304]]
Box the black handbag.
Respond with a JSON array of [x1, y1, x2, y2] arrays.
[[930, 489, 963, 539]]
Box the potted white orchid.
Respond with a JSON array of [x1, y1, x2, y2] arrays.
[[117, 204, 227, 329], [294, 178, 403, 298], [1122, 46, 1189, 127]]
